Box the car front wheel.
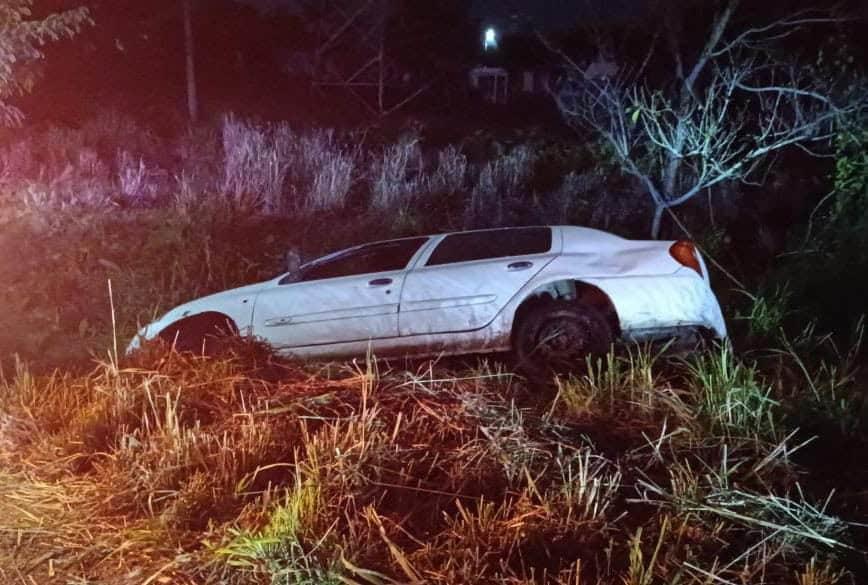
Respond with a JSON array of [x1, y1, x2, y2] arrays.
[[158, 312, 238, 356], [514, 300, 613, 380]]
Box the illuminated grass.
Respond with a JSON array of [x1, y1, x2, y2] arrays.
[[0, 344, 859, 584]]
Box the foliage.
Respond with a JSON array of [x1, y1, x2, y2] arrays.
[[0, 1, 91, 125], [773, 111, 868, 334], [468, 144, 535, 227], [0, 207, 301, 371], [0, 128, 865, 582], [824, 118, 868, 240], [221, 115, 295, 213], [832, 125, 868, 198], [734, 284, 793, 342]]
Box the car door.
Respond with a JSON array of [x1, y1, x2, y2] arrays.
[[252, 237, 428, 348], [398, 227, 560, 336]]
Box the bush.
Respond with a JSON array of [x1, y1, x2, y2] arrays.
[[686, 343, 779, 439]]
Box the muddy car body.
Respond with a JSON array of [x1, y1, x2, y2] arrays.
[[128, 226, 726, 368]]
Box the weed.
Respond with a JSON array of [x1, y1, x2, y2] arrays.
[[0, 112, 864, 583], [735, 284, 793, 341], [795, 557, 846, 585], [775, 318, 866, 437], [430, 145, 468, 196], [553, 446, 622, 523], [552, 345, 693, 428], [686, 343, 779, 439]]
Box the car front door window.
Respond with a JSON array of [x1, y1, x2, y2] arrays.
[[296, 238, 429, 283], [256, 237, 429, 348]]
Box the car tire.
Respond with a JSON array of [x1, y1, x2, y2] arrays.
[[514, 300, 613, 380], [158, 313, 237, 356]]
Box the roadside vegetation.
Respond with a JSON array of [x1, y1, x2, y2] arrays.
[[0, 111, 865, 583], [0, 338, 864, 584]]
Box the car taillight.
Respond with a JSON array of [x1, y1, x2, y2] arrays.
[[669, 240, 702, 275]]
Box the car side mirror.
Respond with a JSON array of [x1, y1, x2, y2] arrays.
[[285, 248, 302, 274]]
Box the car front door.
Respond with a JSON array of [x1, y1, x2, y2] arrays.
[[398, 227, 560, 336], [252, 237, 428, 348]]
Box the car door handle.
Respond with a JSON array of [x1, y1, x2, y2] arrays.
[[507, 261, 533, 271], [368, 278, 393, 286]]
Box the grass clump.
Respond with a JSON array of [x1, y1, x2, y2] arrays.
[[686, 343, 779, 439]]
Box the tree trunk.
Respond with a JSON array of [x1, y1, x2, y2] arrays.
[[183, 0, 199, 125], [377, 35, 385, 114], [651, 203, 665, 239]]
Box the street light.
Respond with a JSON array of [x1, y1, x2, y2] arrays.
[[483, 27, 498, 51]]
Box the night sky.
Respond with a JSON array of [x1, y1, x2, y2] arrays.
[[472, 0, 644, 30], [241, 0, 645, 31]]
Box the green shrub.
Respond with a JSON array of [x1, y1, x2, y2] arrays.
[[734, 284, 792, 342], [686, 343, 779, 439]]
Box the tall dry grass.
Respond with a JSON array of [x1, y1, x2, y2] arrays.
[[221, 115, 294, 213], [469, 144, 536, 226], [370, 135, 425, 210], [0, 114, 548, 225], [0, 342, 858, 584]]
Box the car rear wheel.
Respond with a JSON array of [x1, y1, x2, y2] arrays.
[[514, 300, 613, 380], [158, 313, 238, 356]]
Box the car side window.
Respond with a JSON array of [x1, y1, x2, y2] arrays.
[[295, 237, 428, 283], [426, 228, 552, 266]]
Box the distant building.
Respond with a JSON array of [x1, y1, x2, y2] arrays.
[[469, 66, 510, 104], [468, 26, 619, 106]]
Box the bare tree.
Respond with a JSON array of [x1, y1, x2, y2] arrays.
[[553, 1, 862, 237]]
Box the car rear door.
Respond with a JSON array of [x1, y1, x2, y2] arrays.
[[252, 237, 428, 348], [398, 227, 560, 336]]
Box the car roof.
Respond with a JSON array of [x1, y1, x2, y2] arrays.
[[308, 226, 625, 266], [322, 226, 550, 252]]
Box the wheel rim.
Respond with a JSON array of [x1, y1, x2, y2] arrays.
[[530, 316, 595, 370]]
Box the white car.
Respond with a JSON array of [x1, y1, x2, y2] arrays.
[[128, 226, 726, 372]]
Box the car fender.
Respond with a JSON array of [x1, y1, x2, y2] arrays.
[[128, 280, 270, 353], [495, 268, 726, 339]]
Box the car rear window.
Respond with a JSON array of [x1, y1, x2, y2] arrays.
[[426, 227, 552, 266]]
